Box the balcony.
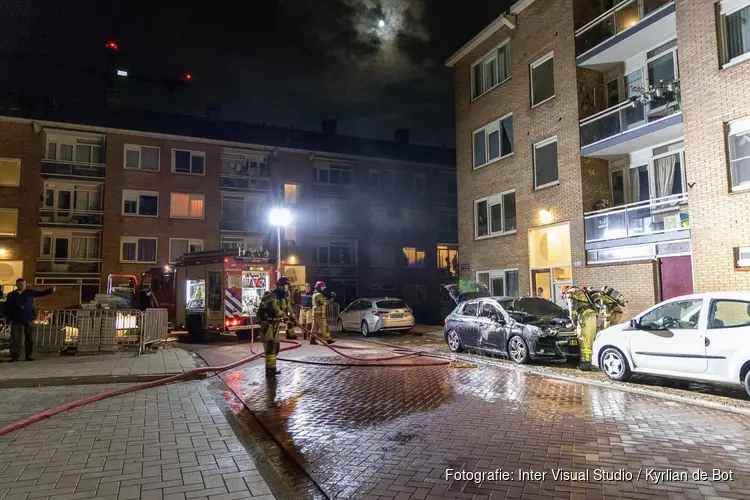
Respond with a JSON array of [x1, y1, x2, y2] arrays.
[[39, 209, 104, 226], [220, 218, 267, 234], [220, 175, 271, 192], [313, 264, 358, 277], [576, 0, 675, 68], [580, 100, 683, 157], [41, 160, 106, 179], [313, 183, 355, 198], [36, 259, 102, 275], [584, 193, 689, 250]]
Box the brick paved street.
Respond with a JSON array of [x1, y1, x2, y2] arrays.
[[183, 337, 750, 500]]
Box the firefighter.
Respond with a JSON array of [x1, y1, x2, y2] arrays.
[[257, 277, 297, 378], [562, 285, 597, 371], [592, 286, 626, 330], [310, 281, 335, 345], [298, 283, 313, 340]]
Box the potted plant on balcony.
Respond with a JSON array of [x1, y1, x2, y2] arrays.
[[630, 79, 681, 110]]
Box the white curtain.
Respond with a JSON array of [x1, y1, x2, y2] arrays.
[[630, 169, 641, 202], [654, 154, 677, 198], [71, 237, 87, 259]]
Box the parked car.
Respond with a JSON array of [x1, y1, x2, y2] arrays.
[[592, 292, 750, 396], [443, 284, 579, 364], [337, 297, 415, 336]]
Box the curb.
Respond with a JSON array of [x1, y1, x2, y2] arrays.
[[0, 372, 205, 389], [358, 337, 750, 417]]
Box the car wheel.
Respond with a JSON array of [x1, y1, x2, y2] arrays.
[[600, 347, 632, 381], [361, 321, 370, 337], [337, 319, 345, 333], [508, 336, 530, 364], [446, 330, 463, 353], [743, 370, 750, 399]]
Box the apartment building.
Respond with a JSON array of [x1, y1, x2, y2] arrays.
[[448, 0, 750, 318], [0, 106, 457, 321]]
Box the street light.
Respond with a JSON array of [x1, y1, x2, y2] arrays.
[[269, 208, 292, 280]]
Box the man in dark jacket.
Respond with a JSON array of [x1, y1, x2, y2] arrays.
[[4, 278, 55, 362]]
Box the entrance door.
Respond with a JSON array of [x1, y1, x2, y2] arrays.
[[660, 255, 693, 301]]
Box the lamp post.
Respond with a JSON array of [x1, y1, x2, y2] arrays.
[[269, 208, 292, 280]]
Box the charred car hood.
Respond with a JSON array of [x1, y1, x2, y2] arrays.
[[505, 298, 574, 332]]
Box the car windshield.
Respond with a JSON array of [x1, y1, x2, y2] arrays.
[[377, 299, 408, 309], [511, 297, 565, 316]]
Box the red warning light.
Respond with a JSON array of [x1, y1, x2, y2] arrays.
[[183, 72, 193, 82], [105, 41, 119, 51]]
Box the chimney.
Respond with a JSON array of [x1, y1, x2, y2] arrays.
[[206, 102, 221, 121], [394, 128, 410, 144], [321, 118, 338, 135]]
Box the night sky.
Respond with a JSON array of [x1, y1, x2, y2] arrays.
[[0, 0, 508, 147]]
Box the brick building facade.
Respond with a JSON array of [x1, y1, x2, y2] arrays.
[[0, 108, 457, 321], [448, 0, 748, 319]]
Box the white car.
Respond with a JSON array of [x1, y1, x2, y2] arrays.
[[593, 292, 750, 396], [337, 297, 414, 336]]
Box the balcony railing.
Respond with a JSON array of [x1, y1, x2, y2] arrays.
[[584, 193, 688, 244], [313, 183, 355, 197], [220, 218, 267, 233], [39, 209, 104, 226], [220, 175, 271, 191], [41, 160, 106, 178], [580, 99, 680, 148], [313, 264, 358, 277], [36, 259, 102, 275], [575, 0, 672, 57]]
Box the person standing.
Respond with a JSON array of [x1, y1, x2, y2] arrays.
[[297, 283, 313, 339], [4, 278, 55, 362], [310, 281, 335, 345], [256, 277, 296, 378]]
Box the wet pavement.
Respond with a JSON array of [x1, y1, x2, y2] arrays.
[[180, 334, 750, 499]]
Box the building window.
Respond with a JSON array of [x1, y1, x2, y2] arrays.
[[40, 232, 100, 260], [122, 190, 159, 217], [124, 145, 160, 171], [43, 182, 103, 215], [284, 183, 301, 203], [120, 237, 157, 263], [0, 159, 21, 187], [718, 1, 750, 66], [533, 137, 559, 189], [473, 114, 514, 169], [316, 164, 352, 184], [474, 190, 516, 239], [170, 193, 205, 219], [172, 149, 205, 175], [315, 242, 354, 265], [403, 209, 426, 230], [439, 172, 457, 195], [437, 245, 458, 276], [45, 134, 104, 164], [0, 208, 19, 237], [438, 213, 458, 233], [471, 40, 511, 99], [477, 269, 519, 297], [369, 169, 394, 191], [646, 39, 679, 111], [169, 238, 204, 263], [371, 207, 395, 229], [370, 246, 395, 267], [530, 52, 555, 107], [737, 246, 750, 268], [401, 172, 426, 193], [402, 247, 426, 268], [285, 225, 297, 245], [729, 116, 750, 190]]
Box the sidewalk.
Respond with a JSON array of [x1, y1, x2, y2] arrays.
[[0, 347, 199, 387]]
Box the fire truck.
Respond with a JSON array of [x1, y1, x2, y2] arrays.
[[172, 248, 277, 342]]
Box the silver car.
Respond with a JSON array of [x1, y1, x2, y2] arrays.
[[337, 297, 415, 336]]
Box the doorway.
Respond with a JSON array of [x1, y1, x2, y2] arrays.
[[659, 255, 693, 301]]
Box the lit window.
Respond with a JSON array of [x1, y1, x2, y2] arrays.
[[170, 193, 205, 219], [172, 149, 205, 175], [284, 183, 300, 203], [0, 208, 19, 237], [0, 158, 21, 187], [121, 237, 157, 263], [533, 137, 559, 189], [403, 247, 426, 268], [472, 41, 511, 99], [437, 245, 458, 275], [123, 190, 159, 217], [124, 145, 160, 171], [531, 52, 555, 106]]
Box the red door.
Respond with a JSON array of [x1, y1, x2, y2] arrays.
[[660, 255, 694, 301]]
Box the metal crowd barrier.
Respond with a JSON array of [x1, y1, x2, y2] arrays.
[[30, 308, 170, 355], [292, 303, 340, 323]]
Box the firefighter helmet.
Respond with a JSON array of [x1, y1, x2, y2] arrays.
[[315, 280, 326, 289], [277, 277, 290, 287]]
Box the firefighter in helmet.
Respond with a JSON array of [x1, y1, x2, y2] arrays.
[[591, 286, 626, 330], [310, 281, 335, 345], [257, 276, 297, 378], [562, 285, 597, 371]]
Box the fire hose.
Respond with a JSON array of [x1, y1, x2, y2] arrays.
[[0, 326, 473, 437]]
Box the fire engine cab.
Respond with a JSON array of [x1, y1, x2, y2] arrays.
[[173, 248, 276, 341]]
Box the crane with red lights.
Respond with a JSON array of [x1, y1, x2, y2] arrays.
[[105, 40, 194, 95]]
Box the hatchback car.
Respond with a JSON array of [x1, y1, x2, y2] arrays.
[[593, 292, 750, 396], [443, 288, 578, 364], [337, 297, 415, 336]]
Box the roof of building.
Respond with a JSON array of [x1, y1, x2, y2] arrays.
[[445, 0, 536, 67], [0, 103, 456, 167]]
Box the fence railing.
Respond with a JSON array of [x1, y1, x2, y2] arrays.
[[3, 308, 171, 355], [292, 303, 341, 325]]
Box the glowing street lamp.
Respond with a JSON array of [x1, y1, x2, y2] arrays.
[[269, 208, 292, 279], [378, 19, 385, 28]]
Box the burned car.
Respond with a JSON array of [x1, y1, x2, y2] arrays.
[[443, 283, 579, 364]]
